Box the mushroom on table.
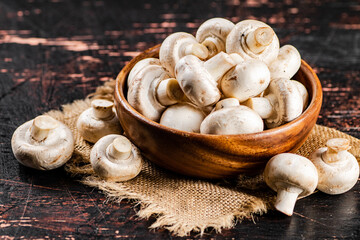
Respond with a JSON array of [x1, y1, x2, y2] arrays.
[[310, 138, 359, 195], [77, 99, 123, 143], [11, 115, 74, 170], [264, 153, 318, 216], [90, 134, 143, 181]]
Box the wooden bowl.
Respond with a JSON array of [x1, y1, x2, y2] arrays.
[[114, 44, 322, 179]]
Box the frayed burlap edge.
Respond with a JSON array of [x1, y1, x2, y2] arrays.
[[45, 79, 360, 237]]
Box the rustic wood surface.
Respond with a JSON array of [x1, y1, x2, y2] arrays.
[[0, 0, 359, 239]]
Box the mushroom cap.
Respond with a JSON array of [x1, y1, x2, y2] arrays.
[[175, 55, 221, 107], [127, 64, 170, 121], [196, 18, 235, 57], [213, 98, 240, 112], [11, 116, 74, 170], [90, 134, 142, 181], [127, 57, 161, 87], [310, 140, 359, 195], [159, 32, 208, 76], [264, 153, 318, 198], [160, 103, 206, 133], [200, 105, 264, 135], [77, 100, 122, 143], [269, 45, 301, 80], [264, 78, 303, 128], [291, 80, 309, 111], [220, 59, 270, 102], [226, 20, 279, 65]]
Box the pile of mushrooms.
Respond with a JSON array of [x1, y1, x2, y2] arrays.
[[11, 99, 143, 182], [264, 138, 359, 216], [127, 17, 308, 134]]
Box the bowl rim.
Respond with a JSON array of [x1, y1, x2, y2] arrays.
[[115, 44, 323, 140]]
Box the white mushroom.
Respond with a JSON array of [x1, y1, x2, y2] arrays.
[[310, 138, 359, 195], [159, 32, 209, 76], [264, 153, 318, 216], [291, 80, 309, 111], [127, 64, 187, 121], [196, 17, 235, 58], [127, 57, 161, 86], [175, 53, 237, 107], [220, 59, 270, 102], [213, 98, 240, 112], [90, 134, 142, 181], [269, 45, 301, 80], [200, 104, 263, 135], [77, 99, 123, 143], [243, 78, 303, 128], [11, 115, 74, 170], [226, 19, 280, 65], [160, 103, 206, 133]]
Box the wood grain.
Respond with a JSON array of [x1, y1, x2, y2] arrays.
[[0, 0, 359, 239]]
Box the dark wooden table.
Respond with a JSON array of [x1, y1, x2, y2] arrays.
[[1, 0, 359, 239]]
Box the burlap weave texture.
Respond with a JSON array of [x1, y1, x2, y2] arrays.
[[46, 80, 360, 237]]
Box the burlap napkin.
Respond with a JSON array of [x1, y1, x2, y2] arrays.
[[46, 80, 360, 237]]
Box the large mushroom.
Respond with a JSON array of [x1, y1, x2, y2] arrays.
[[269, 45, 301, 80], [90, 134, 142, 181], [226, 19, 280, 65], [159, 103, 206, 133], [159, 32, 209, 76], [11, 115, 74, 170], [196, 17, 235, 58], [175, 53, 237, 107], [127, 64, 187, 121], [264, 153, 318, 216], [310, 138, 359, 195], [243, 77, 303, 128], [77, 99, 123, 143], [200, 101, 263, 135], [220, 59, 271, 102]]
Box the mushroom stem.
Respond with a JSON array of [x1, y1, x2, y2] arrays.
[[107, 136, 132, 162], [183, 43, 209, 60], [275, 187, 303, 216], [201, 37, 225, 58], [203, 52, 236, 84], [321, 138, 351, 164], [156, 78, 186, 106], [242, 97, 273, 119], [246, 27, 275, 54], [92, 99, 115, 119], [30, 115, 59, 142]]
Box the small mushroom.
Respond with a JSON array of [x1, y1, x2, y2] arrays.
[[264, 153, 318, 216], [213, 98, 240, 112], [220, 59, 271, 102], [160, 103, 206, 133], [159, 32, 209, 76], [196, 17, 235, 58], [90, 134, 142, 181], [291, 80, 309, 111], [310, 138, 359, 195], [127, 57, 161, 86], [200, 104, 263, 135], [175, 53, 237, 107], [127, 64, 187, 121], [243, 78, 303, 128], [77, 99, 123, 143], [269, 45, 301, 80], [11, 115, 74, 170], [226, 20, 280, 65]]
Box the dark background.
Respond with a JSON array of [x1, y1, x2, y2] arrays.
[[0, 0, 359, 239]]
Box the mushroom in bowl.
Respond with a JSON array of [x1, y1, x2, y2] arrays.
[[114, 44, 322, 179]]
